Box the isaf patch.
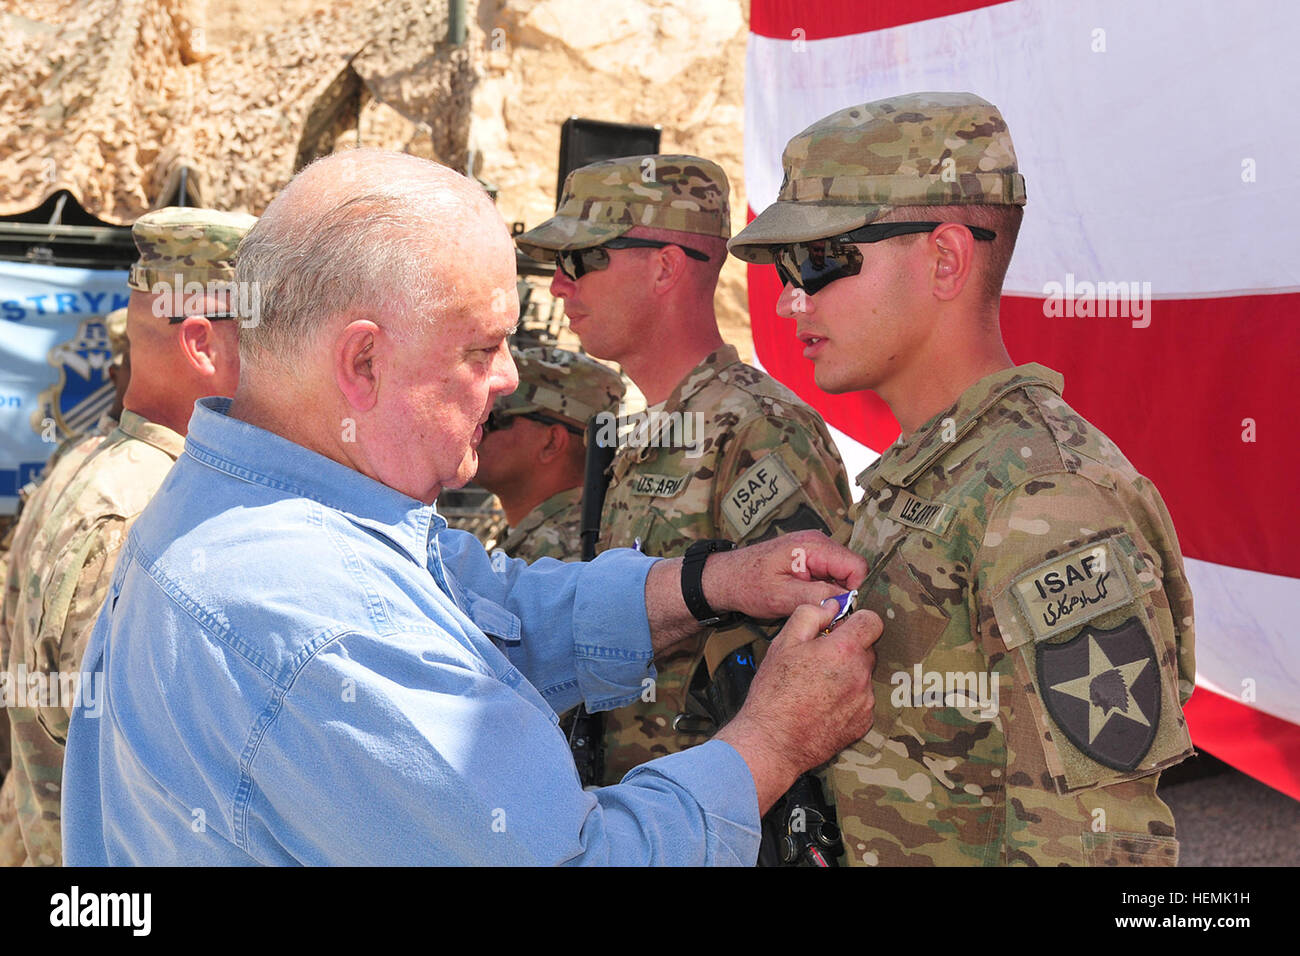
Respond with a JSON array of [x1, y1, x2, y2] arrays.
[[1012, 540, 1131, 642], [629, 473, 688, 498], [1037, 617, 1160, 771], [721, 454, 798, 537]]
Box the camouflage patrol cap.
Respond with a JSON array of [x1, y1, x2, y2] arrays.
[[729, 92, 1027, 263], [126, 206, 258, 292], [103, 307, 128, 365], [515, 155, 730, 260], [496, 346, 625, 429]]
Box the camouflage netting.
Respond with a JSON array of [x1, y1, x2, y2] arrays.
[[0, 0, 476, 222]]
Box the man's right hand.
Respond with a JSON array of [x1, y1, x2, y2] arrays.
[[714, 599, 882, 814]]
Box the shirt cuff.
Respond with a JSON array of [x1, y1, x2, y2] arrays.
[[571, 548, 659, 711], [622, 739, 762, 866]]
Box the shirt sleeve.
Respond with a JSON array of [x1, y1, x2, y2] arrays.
[[974, 471, 1192, 865], [435, 527, 659, 713], [711, 412, 853, 546], [247, 629, 760, 865]]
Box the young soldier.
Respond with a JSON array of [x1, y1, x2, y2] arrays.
[[729, 93, 1195, 866]]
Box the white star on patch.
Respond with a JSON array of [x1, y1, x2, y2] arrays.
[[1049, 635, 1151, 744]]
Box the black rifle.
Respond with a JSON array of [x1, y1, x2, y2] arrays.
[[566, 415, 618, 786]]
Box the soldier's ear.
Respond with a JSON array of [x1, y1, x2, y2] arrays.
[[176, 317, 222, 376], [929, 222, 976, 302], [334, 319, 381, 412], [535, 423, 570, 464]]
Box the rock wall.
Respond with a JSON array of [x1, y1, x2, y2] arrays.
[[470, 0, 753, 356]]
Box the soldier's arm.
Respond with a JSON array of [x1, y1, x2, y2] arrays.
[[710, 412, 853, 547], [40, 516, 129, 734], [974, 472, 1193, 866]]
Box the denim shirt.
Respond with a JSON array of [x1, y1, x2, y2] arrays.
[[62, 397, 759, 865]]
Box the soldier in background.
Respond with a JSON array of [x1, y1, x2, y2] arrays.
[[516, 155, 854, 784], [474, 345, 625, 562], [729, 92, 1195, 866], [0, 207, 253, 865]]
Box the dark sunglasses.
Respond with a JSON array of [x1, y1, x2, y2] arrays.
[[167, 313, 238, 324], [556, 237, 709, 281], [773, 221, 996, 296], [484, 409, 584, 437]]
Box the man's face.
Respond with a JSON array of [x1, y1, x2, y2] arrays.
[[548, 245, 652, 363], [376, 221, 520, 503], [776, 236, 929, 395]]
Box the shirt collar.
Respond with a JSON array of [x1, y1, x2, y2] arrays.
[[856, 363, 1064, 492], [184, 397, 441, 568], [661, 344, 741, 414], [117, 409, 186, 460]]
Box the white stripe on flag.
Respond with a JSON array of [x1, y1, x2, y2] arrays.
[[1185, 557, 1300, 727], [744, 0, 1300, 295]]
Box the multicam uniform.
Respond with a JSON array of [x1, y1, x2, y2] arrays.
[[0, 205, 252, 866], [597, 344, 853, 782], [499, 486, 583, 562], [828, 365, 1195, 866], [0, 412, 184, 865]]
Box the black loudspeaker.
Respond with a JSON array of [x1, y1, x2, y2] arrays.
[[555, 118, 662, 208]]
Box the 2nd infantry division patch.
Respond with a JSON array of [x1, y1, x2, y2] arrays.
[[1037, 617, 1161, 771]]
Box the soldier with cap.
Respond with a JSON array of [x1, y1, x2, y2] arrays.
[[729, 92, 1195, 866], [516, 155, 855, 784], [0, 206, 253, 865], [475, 345, 625, 562]]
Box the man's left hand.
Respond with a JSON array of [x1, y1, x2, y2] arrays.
[[703, 530, 867, 622]]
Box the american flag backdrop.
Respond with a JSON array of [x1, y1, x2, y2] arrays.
[[742, 0, 1300, 799]]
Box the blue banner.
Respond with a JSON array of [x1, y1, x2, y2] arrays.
[[0, 261, 130, 513]]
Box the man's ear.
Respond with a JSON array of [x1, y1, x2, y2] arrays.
[[535, 423, 571, 465], [335, 319, 382, 412], [929, 222, 977, 302], [650, 245, 690, 295], [176, 317, 222, 376]]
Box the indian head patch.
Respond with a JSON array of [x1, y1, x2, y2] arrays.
[[1037, 617, 1160, 772]]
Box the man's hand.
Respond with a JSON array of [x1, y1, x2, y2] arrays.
[[714, 599, 882, 814], [704, 531, 867, 621], [643, 531, 867, 654]]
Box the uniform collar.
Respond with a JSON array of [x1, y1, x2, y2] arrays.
[[660, 344, 741, 416], [117, 409, 186, 460], [504, 486, 582, 551], [855, 363, 1064, 492]]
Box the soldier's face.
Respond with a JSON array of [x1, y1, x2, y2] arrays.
[[776, 238, 929, 394], [549, 247, 653, 362], [473, 414, 552, 497]]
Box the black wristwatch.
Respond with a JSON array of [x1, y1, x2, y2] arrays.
[[681, 539, 738, 627]]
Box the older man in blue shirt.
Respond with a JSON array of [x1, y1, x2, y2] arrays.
[[63, 150, 880, 865]]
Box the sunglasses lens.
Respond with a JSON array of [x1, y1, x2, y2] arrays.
[[776, 240, 862, 295]]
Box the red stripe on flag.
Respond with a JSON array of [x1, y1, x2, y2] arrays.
[[1183, 688, 1300, 802], [747, 258, 1300, 577], [750, 0, 1013, 41]]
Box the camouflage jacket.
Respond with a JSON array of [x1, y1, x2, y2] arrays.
[[0, 410, 183, 866], [500, 486, 584, 562], [597, 344, 853, 783], [830, 364, 1195, 867]]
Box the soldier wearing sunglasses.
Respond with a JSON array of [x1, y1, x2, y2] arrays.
[[517, 155, 854, 786], [729, 92, 1195, 867], [475, 345, 625, 562]]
